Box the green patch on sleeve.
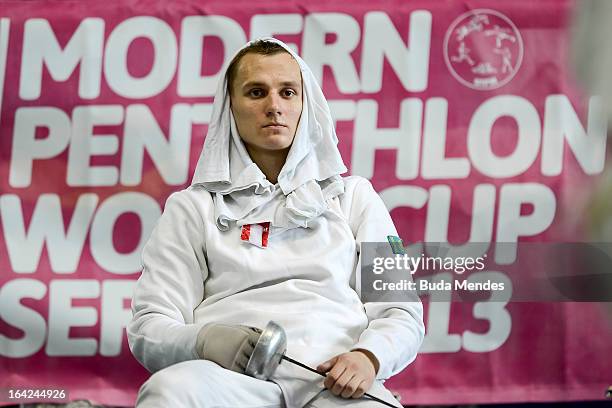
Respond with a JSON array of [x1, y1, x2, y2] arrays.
[[387, 235, 406, 255]]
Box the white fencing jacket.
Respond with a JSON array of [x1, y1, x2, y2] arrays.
[[127, 37, 424, 408], [128, 176, 424, 407]]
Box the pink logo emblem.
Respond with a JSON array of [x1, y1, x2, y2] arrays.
[[444, 9, 523, 90]]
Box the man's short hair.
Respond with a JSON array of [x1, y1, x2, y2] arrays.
[[227, 40, 292, 95]]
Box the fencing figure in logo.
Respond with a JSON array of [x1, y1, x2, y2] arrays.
[[484, 25, 517, 48]]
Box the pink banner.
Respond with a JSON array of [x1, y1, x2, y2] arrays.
[[1, 0, 611, 406]]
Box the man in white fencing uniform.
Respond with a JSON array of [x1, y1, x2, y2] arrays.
[[128, 37, 424, 408]]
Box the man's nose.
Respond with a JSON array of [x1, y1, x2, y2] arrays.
[[265, 92, 282, 116]]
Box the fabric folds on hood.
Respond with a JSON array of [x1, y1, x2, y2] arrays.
[[191, 37, 347, 232]]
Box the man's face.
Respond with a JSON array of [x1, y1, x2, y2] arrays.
[[229, 52, 303, 157]]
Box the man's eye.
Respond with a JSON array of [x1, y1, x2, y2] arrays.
[[249, 89, 264, 97], [283, 89, 296, 97]]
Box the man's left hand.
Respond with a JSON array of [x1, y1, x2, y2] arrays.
[[316, 350, 378, 399]]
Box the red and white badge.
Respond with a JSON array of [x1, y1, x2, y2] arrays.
[[240, 222, 270, 248]]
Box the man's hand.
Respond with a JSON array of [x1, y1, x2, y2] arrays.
[[316, 350, 379, 399], [195, 323, 261, 373]]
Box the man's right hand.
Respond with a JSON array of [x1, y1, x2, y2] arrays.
[[196, 323, 262, 373]]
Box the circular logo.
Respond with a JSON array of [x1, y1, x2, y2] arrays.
[[444, 9, 523, 90]]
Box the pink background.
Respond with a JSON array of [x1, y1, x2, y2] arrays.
[[1, 0, 611, 406]]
